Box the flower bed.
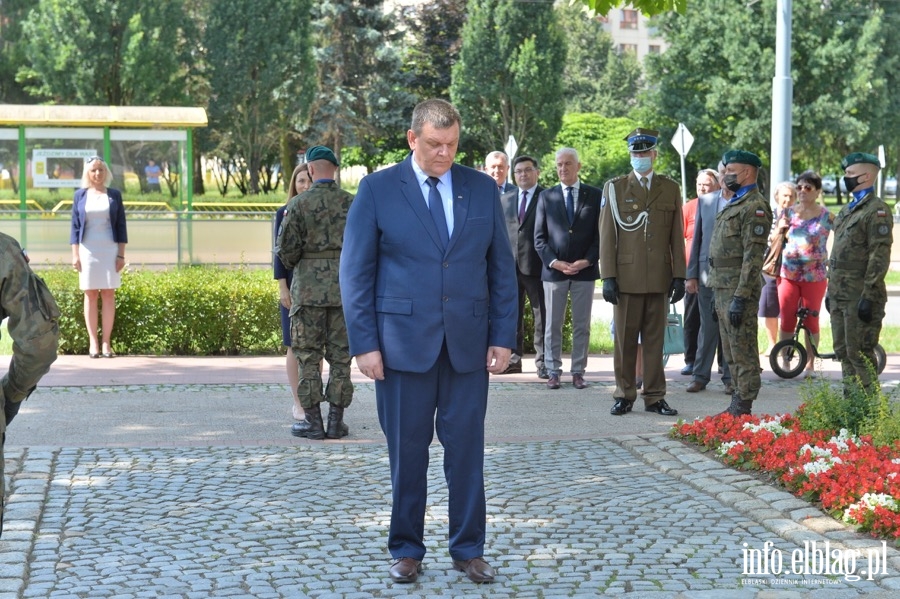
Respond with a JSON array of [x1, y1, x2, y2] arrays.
[[672, 413, 900, 543]]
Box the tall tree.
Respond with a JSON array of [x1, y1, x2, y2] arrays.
[[204, 0, 314, 195], [400, 0, 467, 101], [558, 1, 643, 118], [640, 0, 898, 182], [299, 1, 415, 174], [451, 0, 567, 161], [19, 0, 197, 105], [0, 0, 36, 103]]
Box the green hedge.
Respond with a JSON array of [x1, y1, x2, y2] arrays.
[[39, 266, 282, 355]]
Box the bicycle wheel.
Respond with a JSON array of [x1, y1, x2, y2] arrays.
[[769, 339, 807, 379], [875, 344, 887, 375]]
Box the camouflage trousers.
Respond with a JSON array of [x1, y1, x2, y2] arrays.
[[290, 306, 353, 410], [831, 299, 885, 393], [714, 289, 762, 402]]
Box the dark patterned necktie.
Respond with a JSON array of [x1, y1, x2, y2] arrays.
[[426, 176, 449, 247], [565, 186, 575, 225], [518, 190, 528, 224]]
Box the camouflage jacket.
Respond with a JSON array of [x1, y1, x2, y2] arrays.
[[828, 192, 893, 303], [0, 233, 60, 426], [275, 181, 354, 309], [707, 187, 772, 297]]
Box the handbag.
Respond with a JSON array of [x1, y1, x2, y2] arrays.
[[762, 222, 788, 277], [663, 304, 685, 356]]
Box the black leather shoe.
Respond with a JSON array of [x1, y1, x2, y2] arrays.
[[452, 557, 495, 583], [537, 366, 549, 379], [680, 363, 693, 375], [610, 398, 633, 415], [546, 374, 560, 389], [498, 361, 522, 374], [389, 558, 422, 583], [645, 399, 678, 416], [572, 373, 587, 389]]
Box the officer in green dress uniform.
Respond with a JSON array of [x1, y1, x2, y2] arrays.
[[827, 152, 893, 395], [707, 150, 771, 416]]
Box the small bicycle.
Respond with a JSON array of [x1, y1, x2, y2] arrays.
[[769, 303, 887, 379]]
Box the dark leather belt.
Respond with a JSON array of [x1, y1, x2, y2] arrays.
[[829, 258, 866, 272], [709, 257, 741, 267], [301, 250, 341, 259]]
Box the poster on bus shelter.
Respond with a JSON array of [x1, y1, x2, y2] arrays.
[[32, 148, 98, 188]]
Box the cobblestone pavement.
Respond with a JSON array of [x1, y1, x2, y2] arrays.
[[2, 359, 900, 597]]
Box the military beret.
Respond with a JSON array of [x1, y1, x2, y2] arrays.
[[625, 128, 659, 152], [840, 152, 879, 170], [305, 145, 340, 166], [722, 149, 762, 168]]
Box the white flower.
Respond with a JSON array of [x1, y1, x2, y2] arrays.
[[742, 414, 792, 437], [717, 440, 744, 457], [802, 456, 843, 475], [843, 492, 900, 523]]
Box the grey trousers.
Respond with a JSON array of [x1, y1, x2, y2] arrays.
[[693, 285, 732, 386], [543, 279, 594, 375]]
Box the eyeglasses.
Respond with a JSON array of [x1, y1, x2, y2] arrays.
[[513, 167, 537, 175], [797, 184, 816, 192], [85, 156, 103, 164]]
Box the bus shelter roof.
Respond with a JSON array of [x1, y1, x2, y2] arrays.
[[0, 104, 207, 128]]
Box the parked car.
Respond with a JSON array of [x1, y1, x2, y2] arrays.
[[884, 176, 897, 197], [821, 175, 837, 194]]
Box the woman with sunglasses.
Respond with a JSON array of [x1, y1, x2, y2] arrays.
[[776, 170, 834, 377], [70, 157, 128, 358]]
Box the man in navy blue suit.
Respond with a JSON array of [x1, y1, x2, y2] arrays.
[[340, 99, 517, 585]]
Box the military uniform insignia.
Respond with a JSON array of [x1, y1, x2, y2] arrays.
[[753, 224, 765, 236], [878, 224, 890, 236], [877, 209, 887, 217], [755, 209, 765, 217]]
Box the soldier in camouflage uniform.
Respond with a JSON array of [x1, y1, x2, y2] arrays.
[[708, 150, 772, 416], [827, 152, 893, 395], [1, 233, 60, 536], [276, 146, 354, 440]]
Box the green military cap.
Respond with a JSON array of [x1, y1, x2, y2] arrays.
[[305, 145, 340, 166], [840, 152, 879, 170], [624, 128, 659, 152], [722, 149, 762, 168]]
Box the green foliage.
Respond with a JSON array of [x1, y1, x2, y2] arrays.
[[400, 0, 467, 101], [642, 0, 900, 179], [578, 0, 687, 14], [541, 114, 638, 188], [796, 363, 900, 446], [19, 0, 197, 105], [0, 0, 33, 103], [299, 0, 415, 173], [559, 3, 643, 118], [39, 267, 282, 356], [451, 0, 567, 160], [204, 0, 315, 195]]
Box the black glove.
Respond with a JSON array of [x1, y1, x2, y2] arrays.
[[857, 298, 873, 323], [4, 399, 21, 428], [669, 278, 686, 304], [824, 294, 831, 314], [602, 278, 619, 305], [711, 300, 718, 323], [728, 296, 746, 327]]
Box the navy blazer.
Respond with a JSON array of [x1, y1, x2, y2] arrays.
[[273, 205, 293, 284], [340, 155, 518, 374], [69, 188, 128, 245], [533, 182, 602, 282]]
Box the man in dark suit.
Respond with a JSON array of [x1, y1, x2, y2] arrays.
[[340, 99, 517, 585], [685, 167, 733, 394], [484, 150, 516, 194], [534, 148, 601, 390], [498, 155, 547, 377]]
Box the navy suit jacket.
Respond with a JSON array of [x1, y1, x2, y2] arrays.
[[686, 190, 722, 286], [533, 183, 602, 282], [69, 187, 128, 244], [340, 155, 518, 374]]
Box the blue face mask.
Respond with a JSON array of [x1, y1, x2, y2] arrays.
[[631, 156, 652, 173]]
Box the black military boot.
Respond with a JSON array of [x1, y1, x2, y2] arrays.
[[325, 404, 349, 439], [720, 392, 752, 416], [291, 403, 325, 440]]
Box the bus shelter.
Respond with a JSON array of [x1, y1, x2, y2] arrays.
[[0, 104, 207, 249]]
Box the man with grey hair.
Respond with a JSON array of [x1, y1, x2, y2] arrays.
[[484, 151, 515, 194], [534, 148, 602, 390]]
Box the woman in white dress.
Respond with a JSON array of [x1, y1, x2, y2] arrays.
[[70, 157, 128, 358]]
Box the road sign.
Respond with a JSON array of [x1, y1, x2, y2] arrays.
[[504, 135, 518, 162], [671, 123, 694, 158]]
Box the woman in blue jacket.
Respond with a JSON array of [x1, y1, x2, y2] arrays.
[[70, 157, 127, 358]]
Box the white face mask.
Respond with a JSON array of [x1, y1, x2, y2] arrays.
[[631, 156, 652, 173]]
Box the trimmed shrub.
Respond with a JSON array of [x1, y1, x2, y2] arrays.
[[38, 266, 282, 355]]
